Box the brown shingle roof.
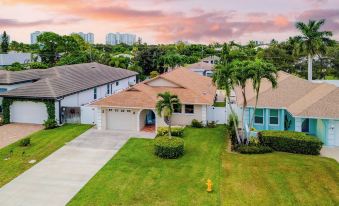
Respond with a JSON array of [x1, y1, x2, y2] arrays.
[[235, 71, 339, 119], [0, 62, 137, 99], [92, 68, 216, 109], [185, 62, 214, 71]]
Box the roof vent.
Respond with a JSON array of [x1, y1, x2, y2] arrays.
[[91, 66, 96, 68]]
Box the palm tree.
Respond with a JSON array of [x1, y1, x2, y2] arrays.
[[213, 64, 241, 144], [248, 59, 278, 133], [295, 19, 333, 80], [156, 91, 181, 138]]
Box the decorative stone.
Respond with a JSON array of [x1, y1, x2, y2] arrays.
[[28, 159, 37, 164]]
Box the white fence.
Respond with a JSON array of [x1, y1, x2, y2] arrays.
[[207, 106, 227, 124], [80, 106, 97, 125]]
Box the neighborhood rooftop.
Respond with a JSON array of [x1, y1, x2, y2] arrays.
[[235, 71, 339, 119], [92, 67, 216, 109], [0, 62, 137, 99], [185, 62, 214, 71]]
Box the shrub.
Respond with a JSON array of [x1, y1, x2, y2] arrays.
[[154, 136, 184, 159], [191, 119, 203, 128], [157, 126, 184, 137], [206, 121, 217, 128], [28, 62, 48, 69], [19, 137, 31, 147], [248, 136, 260, 146], [43, 119, 58, 130], [235, 145, 273, 154], [259, 131, 323, 155]]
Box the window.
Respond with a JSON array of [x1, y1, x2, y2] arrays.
[[302, 119, 309, 133], [115, 109, 119, 112], [0, 88, 7, 93], [269, 109, 279, 125], [254, 109, 264, 124], [121, 109, 125, 112], [185, 105, 194, 114], [126, 110, 131, 112], [94, 87, 97, 99], [173, 104, 182, 113], [108, 109, 113, 111], [107, 84, 110, 94], [116, 81, 119, 86]]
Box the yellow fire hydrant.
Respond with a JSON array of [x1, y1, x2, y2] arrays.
[[206, 179, 213, 192]]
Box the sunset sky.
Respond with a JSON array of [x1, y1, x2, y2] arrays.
[[0, 0, 338, 44]]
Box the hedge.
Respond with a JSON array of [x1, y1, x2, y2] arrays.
[[259, 131, 323, 155], [235, 145, 273, 154], [157, 126, 184, 137], [154, 136, 184, 159]]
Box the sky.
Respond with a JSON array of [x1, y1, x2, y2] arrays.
[[0, 0, 338, 44]]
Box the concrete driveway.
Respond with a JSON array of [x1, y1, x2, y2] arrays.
[[0, 123, 43, 149], [321, 146, 339, 162], [0, 129, 155, 206]]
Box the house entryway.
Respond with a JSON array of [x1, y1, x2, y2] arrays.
[[139, 109, 156, 133]]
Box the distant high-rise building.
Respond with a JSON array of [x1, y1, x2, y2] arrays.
[[30, 31, 43, 44], [73, 32, 94, 44], [0, 33, 10, 43], [105, 33, 136, 45]]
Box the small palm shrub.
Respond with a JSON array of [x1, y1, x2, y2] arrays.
[[191, 119, 203, 128], [157, 126, 184, 137], [154, 136, 184, 159], [206, 121, 217, 128], [19, 138, 31, 147], [43, 119, 58, 130]]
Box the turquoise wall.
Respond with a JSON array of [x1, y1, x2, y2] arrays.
[[316, 119, 328, 145], [246, 108, 284, 131]]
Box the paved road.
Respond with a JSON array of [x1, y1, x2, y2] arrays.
[[0, 129, 155, 206], [0, 124, 43, 149], [321, 146, 339, 162]]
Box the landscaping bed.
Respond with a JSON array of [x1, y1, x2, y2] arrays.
[[0, 124, 92, 187]]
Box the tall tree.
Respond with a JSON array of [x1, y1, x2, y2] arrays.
[[248, 59, 278, 133], [156, 92, 181, 138], [213, 64, 241, 144], [37, 32, 63, 65], [295, 19, 334, 80], [1, 31, 9, 53]]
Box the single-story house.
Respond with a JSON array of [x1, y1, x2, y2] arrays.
[[235, 71, 339, 146], [201, 55, 220, 64], [91, 68, 216, 132], [186, 62, 214, 77], [0, 52, 38, 66], [0, 62, 137, 124]]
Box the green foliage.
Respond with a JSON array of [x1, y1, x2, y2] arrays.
[[234, 144, 273, 154], [43, 119, 58, 130], [19, 138, 31, 147], [157, 126, 184, 137], [259, 131, 323, 155], [150, 71, 159, 78], [1, 31, 9, 53], [191, 119, 203, 128], [5, 62, 25, 71], [227, 113, 239, 146], [56, 52, 89, 66], [248, 136, 260, 146], [154, 136, 184, 159], [206, 121, 217, 128], [27, 62, 48, 69], [37, 32, 63, 65]]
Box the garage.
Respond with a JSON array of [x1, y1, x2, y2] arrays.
[[10, 101, 48, 124], [106, 109, 137, 131]]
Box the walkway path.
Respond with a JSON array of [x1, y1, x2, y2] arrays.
[[0, 129, 155, 206]]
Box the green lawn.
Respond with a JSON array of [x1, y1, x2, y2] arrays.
[[0, 124, 92, 187], [68, 126, 339, 206], [68, 126, 226, 206]]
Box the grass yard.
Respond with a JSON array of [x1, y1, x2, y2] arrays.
[[68, 126, 339, 206], [221, 151, 339, 206], [0, 124, 92, 187], [68, 126, 226, 206]]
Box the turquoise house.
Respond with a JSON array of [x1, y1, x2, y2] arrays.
[[235, 71, 339, 146]]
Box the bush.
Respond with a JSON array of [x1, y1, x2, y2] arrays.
[[154, 136, 184, 159], [248, 136, 260, 146], [206, 121, 217, 128], [259, 131, 323, 155], [19, 138, 31, 147], [157, 126, 184, 137], [43, 119, 58, 130], [235, 145, 273, 154], [28, 62, 48, 69], [191, 119, 203, 128]]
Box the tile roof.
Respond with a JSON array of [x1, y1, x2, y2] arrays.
[[235, 71, 339, 119], [92, 68, 216, 109], [0, 62, 137, 99], [185, 62, 214, 71]]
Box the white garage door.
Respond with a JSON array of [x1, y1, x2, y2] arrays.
[[10, 101, 48, 124], [107, 109, 137, 131]]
